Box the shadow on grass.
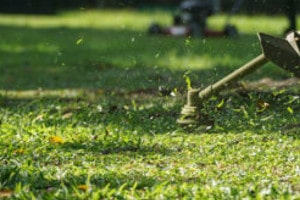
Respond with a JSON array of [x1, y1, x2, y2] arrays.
[[61, 137, 174, 155], [1, 88, 299, 136], [1, 20, 300, 199], [0, 24, 298, 134], [0, 24, 290, 91], [1, 164, 162, 193]]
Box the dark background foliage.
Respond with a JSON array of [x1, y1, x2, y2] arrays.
[[0, 0, 299, 14]]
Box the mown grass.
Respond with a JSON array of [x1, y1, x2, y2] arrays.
[[0, 9, 300, 199]]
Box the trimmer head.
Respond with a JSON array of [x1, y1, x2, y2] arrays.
[[177, 88, 212, 126]]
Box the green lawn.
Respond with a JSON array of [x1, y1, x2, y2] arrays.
[[1, 9, 300, 199]]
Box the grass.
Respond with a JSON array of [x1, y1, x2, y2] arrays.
[[0, 9, 300, 199]]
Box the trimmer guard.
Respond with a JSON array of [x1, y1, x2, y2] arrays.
[[259, 32, 300, 77]]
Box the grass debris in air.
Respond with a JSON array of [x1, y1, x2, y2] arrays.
[[0, 9, 300, 199]]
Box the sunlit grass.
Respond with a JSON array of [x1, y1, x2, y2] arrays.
[[0, 9, 298, 33], [0, 9, 171, 30], [1, 9, 300, 199], [208, 14, 292, 35]]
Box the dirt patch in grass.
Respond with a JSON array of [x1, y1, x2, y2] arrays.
[[242, 77, 300, 91]]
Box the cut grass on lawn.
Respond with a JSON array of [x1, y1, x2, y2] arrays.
[[0, 9, 300, 199]]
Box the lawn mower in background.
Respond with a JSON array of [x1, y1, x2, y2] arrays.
[[148, 0, 244, 37]]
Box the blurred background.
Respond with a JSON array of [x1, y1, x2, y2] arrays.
[[0, 0, 299, 14], [0, 0, 299, 91]]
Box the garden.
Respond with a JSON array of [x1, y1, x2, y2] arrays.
[[0, 9, 300, 199]]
